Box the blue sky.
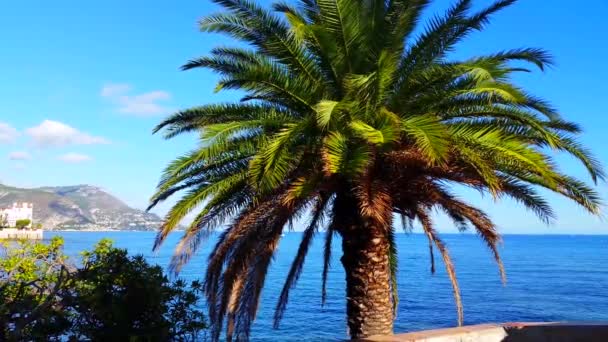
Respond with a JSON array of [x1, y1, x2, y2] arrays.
[[1, 0, 607, 234]]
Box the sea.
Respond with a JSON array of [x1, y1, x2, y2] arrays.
[[46, 231, 608, 341]]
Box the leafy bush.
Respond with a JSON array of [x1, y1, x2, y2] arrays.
[[0, 237, 207, 341], [15, 219, 31, 229], [0, 237, 72, 340]]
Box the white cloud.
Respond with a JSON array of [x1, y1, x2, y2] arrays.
[[25, 120, 109, 147], [101, 83, 172, 116], [0, 122, 19, 144], [101, 83, 132, 97], [117, 91, 171, 116], [58, 153, 92, 163], [8, 151, 31, 161]]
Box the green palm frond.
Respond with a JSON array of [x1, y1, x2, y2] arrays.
[[158, 171, 248, 242], [314, 100, 340, 129], [397, 0, 473, 79], [321, 131, 372, 175], [385, 0, 430, 53], [349, 120, 386, 145], [316, 0, 363, 73], [402, 115, 449, 164], [467, 48, 553, 72], [166, 184, 253, 273], [249, 119, 315, 191], [201, 0, 323, 83], [153, 104, 290, 139]]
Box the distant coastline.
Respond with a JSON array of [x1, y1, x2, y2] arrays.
[[50, 229, 185, 232], [47, 230, 608, 236], [55, 229, 150, 232], [0, 184, 164, 232]]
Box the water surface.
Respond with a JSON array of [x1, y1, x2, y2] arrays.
[[47, 232, 608, 341]]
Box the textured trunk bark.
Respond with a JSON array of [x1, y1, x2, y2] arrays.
[[335, 194, 394, 339]]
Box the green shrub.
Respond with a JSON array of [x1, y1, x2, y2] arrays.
[[0, 237, 71, 340], [0, 237, 207, 341], [15, 219, 31, 229]]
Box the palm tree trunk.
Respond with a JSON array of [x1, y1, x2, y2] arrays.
[[335, 194, 394, 339]]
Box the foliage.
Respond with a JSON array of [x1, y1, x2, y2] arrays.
[[166, 280, 208, 341], [0, 237, 72, 341], [0, 237, 207, 341], [0, 214, 8, 229], [150, 0, 603, 339], [15, 219, 31, 230]]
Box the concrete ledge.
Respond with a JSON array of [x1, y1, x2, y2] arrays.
[[361, 322, 608, 342], [0, 229, 43, 240]]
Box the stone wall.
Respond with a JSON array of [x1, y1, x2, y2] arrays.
[[0, 229, 43, 240], [362, 322, 608, 342]]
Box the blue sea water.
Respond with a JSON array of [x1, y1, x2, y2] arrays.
[[46, 231, 608, 341]]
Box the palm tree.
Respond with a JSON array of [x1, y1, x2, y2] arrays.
[[149, 0, 603, 340]]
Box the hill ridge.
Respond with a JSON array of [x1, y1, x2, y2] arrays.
[[0, 183, 162, 231]]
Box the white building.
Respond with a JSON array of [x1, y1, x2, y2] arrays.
[[0, 202, 33, 228]]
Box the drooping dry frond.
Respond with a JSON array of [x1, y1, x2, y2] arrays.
[[205, 195, 304, 341], [428, 185, 506, 283], [417, 208, 463, 326], [274, 194, 330, 327], [321, 221, 334, 307], [424, 229, 436, 274]]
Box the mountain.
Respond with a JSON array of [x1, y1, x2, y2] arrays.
[[0, 184, 163, 231]]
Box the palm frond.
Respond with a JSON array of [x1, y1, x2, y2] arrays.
[[402, 115, 449, 164], [321, 218, 335, 307], [205, 195, 306, 340], [417, 208, 463, 326], [385, 0, 431, 52], [155, 171, 248, 254], [201, 0, 324, 83], [430, 185, 506, 283], [274, 194, 330, 327], [386, 224, 399, 312], [315, 0, 363, 73]]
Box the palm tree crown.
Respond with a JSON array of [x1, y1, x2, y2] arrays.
[[150, 0, 603, 340]]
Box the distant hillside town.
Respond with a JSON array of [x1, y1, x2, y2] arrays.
[[0, 184, 165, 231], [0, 202, 33, 228]]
